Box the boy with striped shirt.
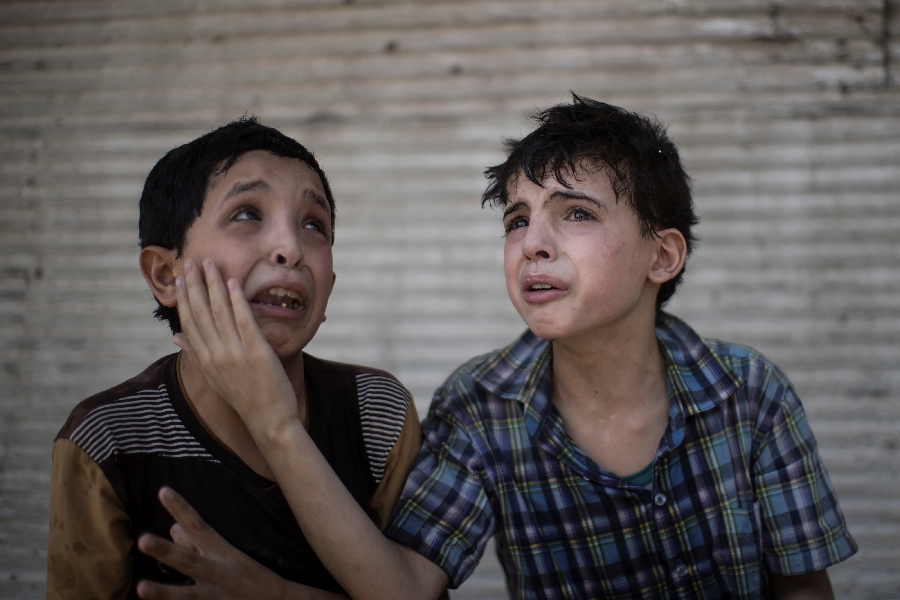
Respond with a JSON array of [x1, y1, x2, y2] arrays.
[[48, 119, 422, 599]]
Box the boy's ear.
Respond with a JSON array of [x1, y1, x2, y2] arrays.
[[139, 246, 179, 308], [648, 229, 687, 285]]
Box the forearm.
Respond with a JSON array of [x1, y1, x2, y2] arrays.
[[258, 418, 446, 600]]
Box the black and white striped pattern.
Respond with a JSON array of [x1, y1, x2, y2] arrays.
[[356, 374, 411, 484], [69, 385, 218, 465]]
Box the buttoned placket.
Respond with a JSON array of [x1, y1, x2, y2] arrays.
[[647, 399, 701, 598]]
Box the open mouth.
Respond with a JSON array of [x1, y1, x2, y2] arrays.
[[251, 287, 305, 311], [521, 275, 567, 302]]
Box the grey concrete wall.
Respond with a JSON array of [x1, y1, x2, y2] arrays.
[[1, 1, 898, 597]]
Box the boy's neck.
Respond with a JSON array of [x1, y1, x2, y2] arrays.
[[177, 350, 308, 481], [548, 304, 671, 476], [550, 309, 666, 417]]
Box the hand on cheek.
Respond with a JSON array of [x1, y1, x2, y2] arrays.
[[172, 258, 301, 439]]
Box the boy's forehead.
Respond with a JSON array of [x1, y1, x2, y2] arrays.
[[509, 159, 616, 198], [206, 150, 324, 193]]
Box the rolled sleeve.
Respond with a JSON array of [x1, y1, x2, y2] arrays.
[[385, 391, 496, 589], [754, 378, 858, 575]]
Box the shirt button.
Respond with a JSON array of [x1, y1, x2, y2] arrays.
[[654, 492, 667, 506], [673, 563, 689, 578]]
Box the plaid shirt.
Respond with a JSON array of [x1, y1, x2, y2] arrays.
[[386, 313, 856, 599]]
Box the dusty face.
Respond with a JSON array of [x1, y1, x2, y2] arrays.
[[177, 150, 335, 360], [502, 166, 660, 344]]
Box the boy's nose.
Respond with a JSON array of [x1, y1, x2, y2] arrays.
[[521, 219, 556, 262], [269, 228, 303, 268]]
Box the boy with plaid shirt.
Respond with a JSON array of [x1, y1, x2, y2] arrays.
[[138, 96, 856, 600]]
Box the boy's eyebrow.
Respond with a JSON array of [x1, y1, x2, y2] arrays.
[[303, 189, 331, 213], [546, 189, 607, 210], [219, 179, 270, 206], [503, 190, 607, 218], [502, 201, 527, 219], [219, 180, 331, 214]]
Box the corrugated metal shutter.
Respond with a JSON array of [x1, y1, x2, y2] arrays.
[[1, 1, 898, 597]]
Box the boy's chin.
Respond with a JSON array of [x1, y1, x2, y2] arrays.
[[258, 326, 311, 362], [519, 313, 568, 341], [521, 320, 561, 341], [525, 319, 591, 344]]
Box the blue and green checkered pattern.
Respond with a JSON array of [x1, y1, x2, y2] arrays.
[[386, 313, 857, 599]]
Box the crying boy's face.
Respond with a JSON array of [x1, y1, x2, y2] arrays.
[[177, 150, 335, 361], [501, 164, 663, 343]]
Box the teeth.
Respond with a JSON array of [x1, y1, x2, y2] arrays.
[[531, 283, 552, 290], [267, 287, 300, 300], [259, 287, 304, 310]]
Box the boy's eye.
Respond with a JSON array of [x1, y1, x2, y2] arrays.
[[304, 219, 330, 237], [567, 207, 595, 222], [303, 220, 325, 233], [504, 216, 528, 234], [231, 207, 261, 222]]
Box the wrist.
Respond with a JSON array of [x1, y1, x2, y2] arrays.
[[252, 413, 307, 456], [238, 378, 304, 448]]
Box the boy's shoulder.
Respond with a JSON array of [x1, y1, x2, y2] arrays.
[[56, 353, 175, 440], [656, 312, 794, 388], [702, 337, 789, 381], [302, 353, 415, 485], [303, 353, 412, 410], [656, 314, 805, 437], [55, 353, 214, 466], [694, 331, 798, 409]]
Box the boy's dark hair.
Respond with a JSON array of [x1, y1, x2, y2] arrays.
[[482, 94, 698, 308], [138, 116, 335, 333]]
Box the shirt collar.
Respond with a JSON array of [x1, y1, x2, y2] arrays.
[[654, 312, 745, 417], [472, 313, 744, 424], [469, 329, 553, 435]]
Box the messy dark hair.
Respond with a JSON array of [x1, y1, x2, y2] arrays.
[[482, 94, 698, 308], [138, 116, 335, 333]]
